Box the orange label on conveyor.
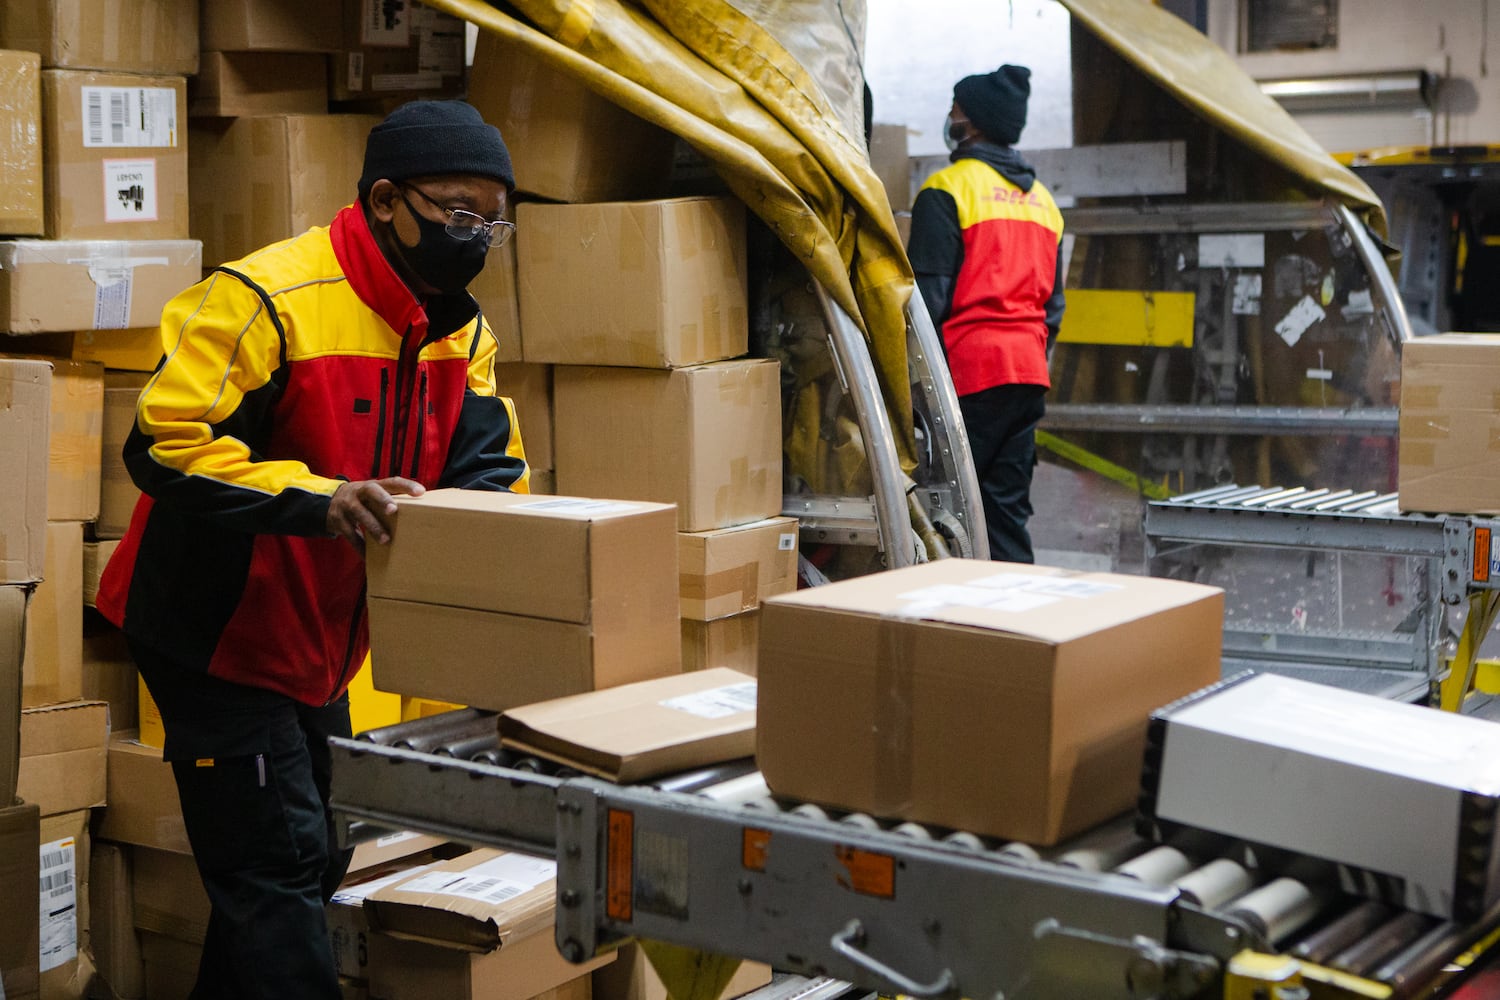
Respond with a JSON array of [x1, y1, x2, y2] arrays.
[[742, 827, 771, 872], [835, 845, 896, 899], [1476, 528, 1493, 584], [606, 808, 634, 922]]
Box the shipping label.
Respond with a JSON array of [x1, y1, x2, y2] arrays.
[[102, 158, 158, 224], [517, 497, 640, 515], [81, 87, 177, 147], [395, 853, 555, 905], [38, 836, 77, 973], [90, 265, 134, 329], [361, 0, 411, 46], [661, 681, 758, 719]]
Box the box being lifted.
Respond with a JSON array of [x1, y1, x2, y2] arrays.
[[1140, 671, 1500, 921]]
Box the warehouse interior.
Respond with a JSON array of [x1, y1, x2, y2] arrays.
[[4, 0, 1500, 998]]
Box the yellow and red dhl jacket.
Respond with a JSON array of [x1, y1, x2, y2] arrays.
[[909, 144, 1066, 397], [96, 203, 528, 706]]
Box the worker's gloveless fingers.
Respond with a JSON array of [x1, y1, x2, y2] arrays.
[[328, 478, 425, 547]]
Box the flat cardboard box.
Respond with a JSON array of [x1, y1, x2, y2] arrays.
[[0, 50, 43, 236], [73, 328, 162, 372], [41, 71, 188, 240], [0, 802, 41, 1000], [98, 371, 147, 538], [83, 539, 117, 606], [1398, 333, 1500, 514], [468, 32, 674, 204], [348, 829, 451, 878], [494, 363, 552, 472], [518, 197, 748, 368], [554, 361, 782, 532], [756, 559, 1225, 845], [370, 935, 598, 1000], [97, 732, 189, 854], [327, 858, 432, 979], [1, 586, 28, 804], [22, 521, 82, 708], [1144, 671, 1500, 921], [678, 517, 799, 621], [81, 611, 136, 731], [89, 841, 144, 1000], [189, 113, 378, 268], [467, 240, 522, 363], [189, 51, 327, 118], [36, 357, 102, 522], [138, 931, 199, 1000], [131, 847, 206, 944], [38, 809, 89, 998], [17, 700, 106, 816], [593, 943, 771, 1000], [0, 240, 202, 333], [200, 0, 341, 53], [0, 358, 50, 582], [500, 668, 756, 783], [0, 0, 197, 75], [329, 0, 465, 103], [680, 612, 760, 676]]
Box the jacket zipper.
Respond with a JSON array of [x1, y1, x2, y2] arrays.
[[408, 368, 428, 480], [390, 331, 420, 476], [370, 367, 390, 478]]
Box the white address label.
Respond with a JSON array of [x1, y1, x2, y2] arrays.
[[661, 681, 758, 719]]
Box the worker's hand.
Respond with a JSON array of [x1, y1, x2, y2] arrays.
[[327, 477, 425, 550]]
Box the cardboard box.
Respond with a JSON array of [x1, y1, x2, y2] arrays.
[[81, 610, 136, 731], [0, 0, 197, 75], [41, 71, 188, 240], [72, 327, 162, 371], [500, 667, 756, 783], [1143, 671, 1500, 921], [0, 240, 201, 333], [89, 841, 145, 1000], [554, 361, 782, 532], [138, 931, 199, 1000], [1398, 333, 1500, 514], [98, 370, 147, 538], [38, 809, 89, 999], [0, 358, 50, 583], [200, 0, 341, 53], [37, 358, 102, 521], [97, 732, 188, 854], [330, 0, 465, 103], [22, 521, 82, 708], [367, 491, 680, 711], [680, 612, 760, 676], [678, 517, 798, 621], [467, 240, 522, 364], [1, 585, 27, 804], [518, 197, 748, 368], [17, 700, 106, 816], [366, 849, 612, 1000], [529, 469, 556, 496], [348, 828, 451, 878], [593, 943, 771, 1000], [0, 50, 43, 236], [756, 559, 1225, 845], [188, 113, 378, 268], [83, 539, 117, 606], [327, 859, 432, 979], [131, 847, 206, 944], [188, 51, 327, 118], [495, 363, 552, 472], [0, 803, 41, 1000], [468, 32, 674, 205], [869, 123, 912, 214]]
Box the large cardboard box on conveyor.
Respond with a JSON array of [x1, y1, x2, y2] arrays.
[[364, 849, 613, 1000], [0, 49, 44, 237], [554, 361, 782, 533], [1141, 671, 1500, 921], [0, 239, 201, 333], [0, 358, 50, 584], [1398, 332, 1500, 515], [0, 0, 198, 75], [366, 490, 681, 712], [517, 197, 748, 369], [41, 70, 187, 240], [756, 559, 1225, 846], [188, 113, 379, 269]]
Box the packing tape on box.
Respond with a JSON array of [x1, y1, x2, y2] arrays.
[[1402, 384, 1442, 409], [874, 615, 918, 814], [1401, 417, 1451, 441], [713, 461, 772, 525], [679, 562, 760, 605]]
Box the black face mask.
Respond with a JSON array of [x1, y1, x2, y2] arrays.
[[396, 190, 489, 295]]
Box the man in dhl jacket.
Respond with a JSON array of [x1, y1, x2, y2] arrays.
[[97, 101, 528, 998], [909, 65, 1065, 564]]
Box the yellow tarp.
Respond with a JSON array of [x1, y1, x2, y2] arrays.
[[431, 0, 917, 476], [1060, 0, 1387, 234]]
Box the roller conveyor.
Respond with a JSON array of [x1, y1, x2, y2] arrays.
[[328, 713, 1500, 1000]]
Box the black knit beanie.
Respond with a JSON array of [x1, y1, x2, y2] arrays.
[[357, 100, 514, 197], [954, 65, 1031, 146]]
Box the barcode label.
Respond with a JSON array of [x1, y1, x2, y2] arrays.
[[81, 87, 177, 148], [39, 836, 78, 972], [92, 265, 135, 328], [661, 681, 758, 719]]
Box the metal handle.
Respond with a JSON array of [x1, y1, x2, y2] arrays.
[[829, 919, 958, 999]]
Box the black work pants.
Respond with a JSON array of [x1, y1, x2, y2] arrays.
[[130, 640, 352, 1000], [959, 383, 1047, 563]]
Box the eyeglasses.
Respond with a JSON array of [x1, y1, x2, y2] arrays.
[[402, 185, 516, 249]]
